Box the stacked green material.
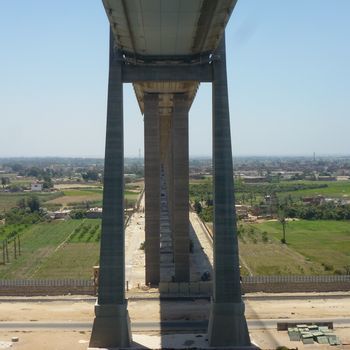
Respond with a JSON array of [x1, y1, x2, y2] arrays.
[[287, 324, 341, 346], [327, 334, 341, 346], [317, 336, 329, 344], [301, 333, 314, 345], [287, 328, 300, 341]]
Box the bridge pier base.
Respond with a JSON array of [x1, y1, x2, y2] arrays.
[[208, 301, 251, 347], [89, 302, 131, 348]]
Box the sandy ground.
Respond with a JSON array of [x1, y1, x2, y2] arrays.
[[0, 293, 350, 323], [0, 293, 349, 349]]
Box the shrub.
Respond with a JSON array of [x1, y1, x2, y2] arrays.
[[262, 231, 268, 243], [322, 263, 334, 271]]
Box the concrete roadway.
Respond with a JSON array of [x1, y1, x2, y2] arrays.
[[1, 318, 349, 331]]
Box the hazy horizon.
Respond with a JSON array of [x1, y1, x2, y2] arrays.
[[1, 153, 350, 161]]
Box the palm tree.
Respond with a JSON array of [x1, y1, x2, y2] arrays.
[[278, 210, 287, 244]]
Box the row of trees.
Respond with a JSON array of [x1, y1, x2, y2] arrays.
[[281, 202, 350, 221]]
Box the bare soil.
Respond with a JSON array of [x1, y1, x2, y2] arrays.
[[0, 292, 349, 349]]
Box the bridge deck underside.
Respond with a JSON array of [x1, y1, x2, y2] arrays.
[[103, 0, 237, 57]]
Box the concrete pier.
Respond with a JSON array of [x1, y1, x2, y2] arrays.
[[208, 35, 251, 347], [89, 32, 131, 348], [172, 95, 190, 282], [144, 94, 161, 286]]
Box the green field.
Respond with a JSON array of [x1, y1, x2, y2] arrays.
[[62, 188, 103, 197], [0, 224, 28, 241], [0, 186, 142, 212], [245, 220, 350, 275], [0, 192, 63, 212], [280, 181, 350, 199], [0, 219, 101, 279], [69, 219, 101, 243], [190, 179, 350, 201], [0, 220, 81, 278], [34, 242, 99, 278]]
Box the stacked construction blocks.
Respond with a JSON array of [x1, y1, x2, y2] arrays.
[[288, 324, 341, 345]]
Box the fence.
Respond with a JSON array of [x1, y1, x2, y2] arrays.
[[0, 279, 93, 287], [242, 275, 350, 284], [0, 275, 349, 296], [159, 276, 350, 295], [0, 279, 94, 296]]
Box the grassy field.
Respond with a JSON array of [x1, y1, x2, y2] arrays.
[[45, 188, 103, 207], [190, 179, 350, 201], [0, 192, 64, 212], [280, 181, 350, 199], [34, 242, 100, 279], [0, 185, 142, 212], [246, 220, 350, 274], [69, 219, 101, 243], [46, 187, 141, 208], [0, 220, 82, 278], [34, 218, 101, 279], [238, 224, 325, 276], [0, 224, 28, 241], [0, 219, 103, 279]]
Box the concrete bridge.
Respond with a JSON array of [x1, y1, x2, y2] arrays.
[[89, 0, 252, 348]]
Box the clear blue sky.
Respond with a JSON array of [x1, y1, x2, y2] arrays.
[[0, 0, 349, 157]]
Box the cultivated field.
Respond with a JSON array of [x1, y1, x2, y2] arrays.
[[0, 220, 83, 279], [200, 220, 350, 276], [0, 192, 63, 212], [280, 180, 350, 199], [0, 219, 104, 279], [45, 188, 103, 207], [238, 228, 325, 276], [0, 183, 142, 212], [249, 220, 350, 274]]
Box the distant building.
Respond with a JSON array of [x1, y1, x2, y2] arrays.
[[87, 207, 103, 219], [31, 183, 43, 192], [235, 205, 249, 219], [52, 210, 71, 219], [241, 176, 266, 184]]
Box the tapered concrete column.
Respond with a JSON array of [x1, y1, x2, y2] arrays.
[[144, 94, 160, 285], [167, 116, 174, 248], [208, 33, 251, 347], [89, 30, 131, 348], [172, 95, 190, 282]]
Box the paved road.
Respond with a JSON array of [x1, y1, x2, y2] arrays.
[[1, 318, 349, 331], [1, 293, 349, 303]]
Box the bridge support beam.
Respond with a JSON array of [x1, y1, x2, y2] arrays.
[[172, 95, 190, 282], [208, 34, 251, 347], [89, 31, 131, 348], [144, 94, 161, 285]]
